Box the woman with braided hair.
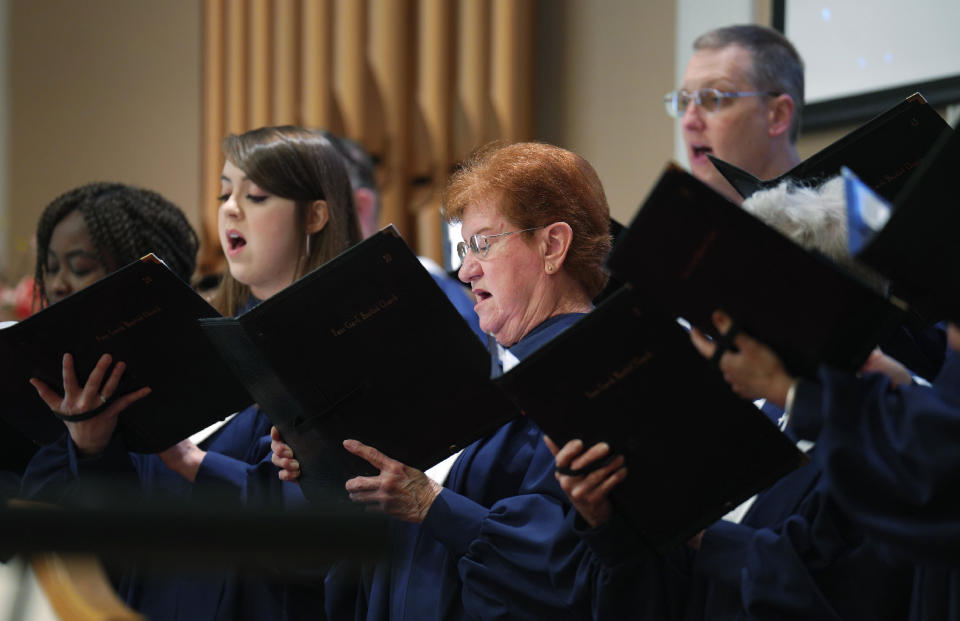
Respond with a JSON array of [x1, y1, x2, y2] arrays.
[[0, 182, 198, 501], [21, 126, 361, 620], [26, 182, 200, 461], [34, 181, 199, 307]]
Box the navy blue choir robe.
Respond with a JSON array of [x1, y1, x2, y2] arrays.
[[324, 313, 602, 620], [572, 400, 915, 619], [571, 511, 690, 620], [689, 461, 913, 620], [789, 346, 960, 620], [877, 321, 947, 384], [20, 405, 322, 621]]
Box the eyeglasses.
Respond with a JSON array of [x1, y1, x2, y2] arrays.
[[663, 88, 779, 118], [456, 226, 545, 261]]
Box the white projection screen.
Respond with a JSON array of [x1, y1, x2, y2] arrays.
[[775, 0, 960, 128]]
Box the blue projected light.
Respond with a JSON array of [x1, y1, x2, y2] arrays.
[[842, 167, 892, 257]]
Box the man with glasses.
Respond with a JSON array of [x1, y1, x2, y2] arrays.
[[566, 24, 919, 620], [667, 24, 803, 203]]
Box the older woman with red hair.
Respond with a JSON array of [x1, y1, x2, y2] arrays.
[[274, 142, 617, 620]]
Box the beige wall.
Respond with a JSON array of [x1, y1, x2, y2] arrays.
[[534, 0, 676, 225], [797, 124, 856, 159], [0, 0, 9, 274], [0, 0, 898, 278], [5, 0, 201, 277]]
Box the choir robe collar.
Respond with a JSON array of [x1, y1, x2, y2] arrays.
[[504, 312, 585, 362]]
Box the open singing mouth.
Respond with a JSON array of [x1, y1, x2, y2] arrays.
[[227, 230, 247, 251]]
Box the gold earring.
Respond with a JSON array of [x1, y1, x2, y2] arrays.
[[546, 264, 553, 272]]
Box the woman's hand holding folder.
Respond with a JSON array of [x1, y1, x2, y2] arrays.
[[270, 426, 300, 481], [28, 352, 151, 456], [269, 427, 443, 523]]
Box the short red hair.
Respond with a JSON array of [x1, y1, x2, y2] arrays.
[[443, 142, 611, 298]]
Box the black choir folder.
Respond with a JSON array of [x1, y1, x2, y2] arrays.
[[607, 164, 905, 378], [199, 226, 517, 502], [0, 255, 253, 453], [495, 286, 806, 549], [709, 93, 949, 201], [845, 127, 960, 322]]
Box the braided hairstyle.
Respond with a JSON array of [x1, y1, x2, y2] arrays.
[[34, 182, 199, 307]]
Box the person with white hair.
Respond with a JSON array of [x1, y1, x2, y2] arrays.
[[548, 175, 922, 620], [692, 295, 960, 621], [741, 177, 847, 260]]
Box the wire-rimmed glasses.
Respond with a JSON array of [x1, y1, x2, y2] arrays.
[[456, 226, 545, 261], [663, 88, 779, 118]]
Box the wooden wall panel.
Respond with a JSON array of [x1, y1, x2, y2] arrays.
[[491, 0, 533, 143], [300, 0, 336, 131], [272, 0, 299, 125], [224, 0, 249, 135], [200, 0, 226, 275], [456, 0, 491, 161], [417, 0, 454, 263], [335, 0, 368, 142], [248, 0, 272, 127], [369, 0, 413, 242], [200, 0, 533, 273]]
